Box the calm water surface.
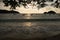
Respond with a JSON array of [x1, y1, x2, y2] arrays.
[[0, 21, 60, 39]]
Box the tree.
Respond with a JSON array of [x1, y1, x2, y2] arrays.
[[3, 0, 48, 9], [47, 0, 53, 2], [37, 0, 47, 9], [3, 0, 9, 6], [3, 0, 20, 10], [51, 0, 60, 8], [40, 0, 47, 7], [3, 0, 60, 11]]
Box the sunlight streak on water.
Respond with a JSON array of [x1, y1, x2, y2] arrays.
[[24, 14, 31, 19], [22, 22, 32, 27]]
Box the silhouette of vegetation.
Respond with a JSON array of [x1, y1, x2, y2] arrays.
[[3, 0, 20, 10], [37, 0, 47, 9], [48, 11, 56, 14], [3, 0, 60, 10], [19, 0, 27, 8], [44, 11, 56, 15], [51, 0, 60, 8], [44, 12, 48, 14], [47, 0, 53, 2], [0, 9, 20, 14]]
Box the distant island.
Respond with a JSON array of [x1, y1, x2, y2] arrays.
[[0, 9, 20, 14], [44, 11, 56, 15], [0, 9, 58, 15]]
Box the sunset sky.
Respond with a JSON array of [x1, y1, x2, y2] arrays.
[[0, 0, 60, 14]]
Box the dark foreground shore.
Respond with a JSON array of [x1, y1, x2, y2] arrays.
[[0, 34, 60, 40]]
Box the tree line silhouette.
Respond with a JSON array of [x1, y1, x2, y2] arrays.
[[3, 0, 60, 10]]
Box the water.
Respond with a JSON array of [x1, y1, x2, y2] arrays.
[[0, 21, 60, 39]]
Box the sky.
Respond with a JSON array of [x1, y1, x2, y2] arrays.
[[0, 0, 60, 14]]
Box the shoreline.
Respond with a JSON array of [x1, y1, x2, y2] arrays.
[[0, 19, 60, 22]]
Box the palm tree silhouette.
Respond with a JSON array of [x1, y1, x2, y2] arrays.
[[3, 0, 49, 10]]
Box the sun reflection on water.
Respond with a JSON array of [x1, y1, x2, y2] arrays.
[[24, 14, 31, 19], [22, 22, 32, 27]]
